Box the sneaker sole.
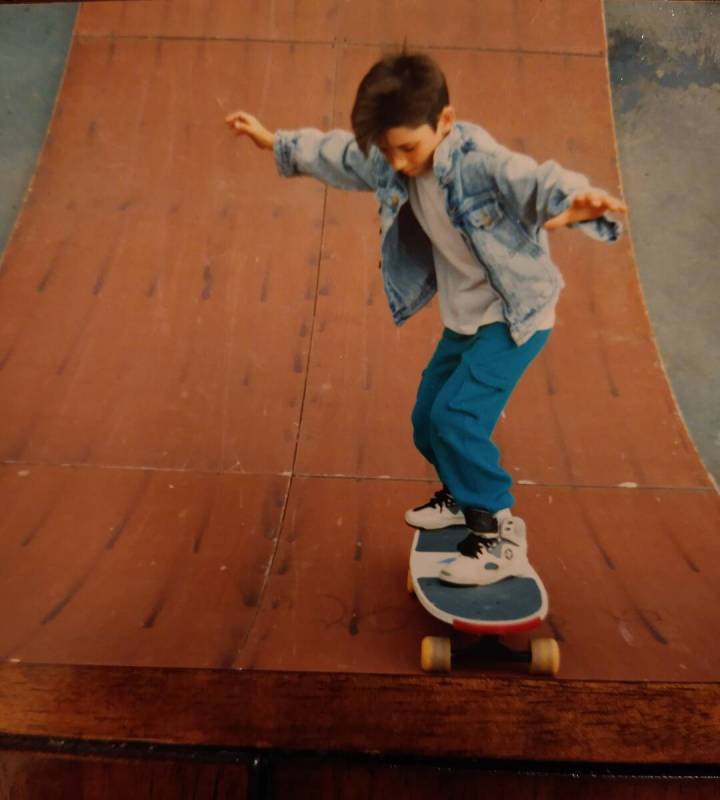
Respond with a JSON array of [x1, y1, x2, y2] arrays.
[[404, 517, 466, 531]]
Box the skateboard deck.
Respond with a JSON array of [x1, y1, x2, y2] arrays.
[[409, 526, 548, 634], [408, 526, 559, 674]]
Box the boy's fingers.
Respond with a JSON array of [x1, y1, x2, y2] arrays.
[[545, 206, 611, 229], [547, 194, 628, 229], [225, 110, 252, 124], [544, 210, 570, 230], [574, 193, 627, 210], [223, 110, 256, 136], [572, 192, 602, 208], [223, 115, 245, 132], [587, 197, 627, 213]]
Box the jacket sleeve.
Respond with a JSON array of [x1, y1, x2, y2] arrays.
[[273, 128, 379, 192], [488, 145, 622, 243]]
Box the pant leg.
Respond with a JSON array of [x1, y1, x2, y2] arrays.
[[411, 329, 468, 471], [429, 323, 551, 513]]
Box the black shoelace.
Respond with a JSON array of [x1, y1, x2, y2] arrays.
[[419, 488, 456, 512], [457, 532, 500, 559]]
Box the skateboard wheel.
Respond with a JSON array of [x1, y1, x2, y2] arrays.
[[529, 638, 560, 676], [407, 569, 415, 596], [421, 636, 451, 673]]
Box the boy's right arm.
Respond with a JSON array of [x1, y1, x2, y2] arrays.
[[225, 110, 378, 192]]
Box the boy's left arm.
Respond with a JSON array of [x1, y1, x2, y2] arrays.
[[487, 145, 627, 241]]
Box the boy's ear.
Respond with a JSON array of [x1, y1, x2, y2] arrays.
[[439, 105, 456, 135]]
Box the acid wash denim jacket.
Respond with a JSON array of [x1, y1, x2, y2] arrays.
[[273, 121, 622, 345]]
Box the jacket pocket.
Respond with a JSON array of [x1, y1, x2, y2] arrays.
[[464, 197, 504, 230], [464, 197, 542, 259]]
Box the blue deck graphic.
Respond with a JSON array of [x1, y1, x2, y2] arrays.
[[416, 527, 470, 553], [418, 576, 541, 622]]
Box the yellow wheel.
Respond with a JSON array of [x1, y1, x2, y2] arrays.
[[421, 636, 452, 673], [407, 569, 415, 596], [529, 638, 560, 675]]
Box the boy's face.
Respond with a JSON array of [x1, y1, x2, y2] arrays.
[[378, 106, 455, 177]]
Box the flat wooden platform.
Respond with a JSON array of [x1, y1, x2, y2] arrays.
[[0, 0, 718, 766]]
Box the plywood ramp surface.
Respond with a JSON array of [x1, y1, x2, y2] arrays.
[[0, 0, 718, 761]]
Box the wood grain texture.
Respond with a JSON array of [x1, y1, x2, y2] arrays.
[[1, 663, 720, 764], [0, 750, 249, 800], [2, 749, 717, 799]]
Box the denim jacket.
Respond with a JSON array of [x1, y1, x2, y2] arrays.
[[274, 121, 621, 345]]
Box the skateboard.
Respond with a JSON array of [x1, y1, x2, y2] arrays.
[[408, 526, 560, 675]]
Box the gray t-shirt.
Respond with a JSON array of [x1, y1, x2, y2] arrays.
[[408, 170, 555, 334]]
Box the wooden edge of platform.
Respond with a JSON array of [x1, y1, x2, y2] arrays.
[[0, 663, 718, 764]]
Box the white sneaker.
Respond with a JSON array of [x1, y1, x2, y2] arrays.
[[439, 517, 529, 586], [405, 486, 466, 530]]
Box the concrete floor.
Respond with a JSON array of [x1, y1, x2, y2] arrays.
[[604, 0, 720, 486], [0, 1, 717, 485], [0, 3, 77, 249]]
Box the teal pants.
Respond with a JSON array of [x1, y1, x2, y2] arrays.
[[411, 322, 550, 513]]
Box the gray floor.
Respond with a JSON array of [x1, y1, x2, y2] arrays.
[[605, 0, 720, 486], [0, 3, 77, 248], [0, 1, 718, 485]]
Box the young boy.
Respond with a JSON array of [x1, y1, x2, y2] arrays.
[[225, 52, 626, 587]]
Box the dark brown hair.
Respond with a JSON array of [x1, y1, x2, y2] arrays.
[[351, 52, 450, 154]]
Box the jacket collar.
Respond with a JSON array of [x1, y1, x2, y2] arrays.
[[432, 123, 463, 185]]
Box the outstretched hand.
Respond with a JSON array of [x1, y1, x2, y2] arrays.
[[224, 110, 275, 150], [544, 190, 627, 230]]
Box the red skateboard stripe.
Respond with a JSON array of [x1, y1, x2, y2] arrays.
[[452, 616, 542, 636]]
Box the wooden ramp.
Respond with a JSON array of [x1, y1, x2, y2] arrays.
[[1, 0, 719, 784]]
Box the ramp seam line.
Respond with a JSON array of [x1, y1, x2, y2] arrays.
[[73, 33, 604, 60], [232, 40, 340, 666], [1, 461, 714, 494]]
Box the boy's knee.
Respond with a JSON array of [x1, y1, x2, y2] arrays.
[[412, 398, 436, 453], [411, 401, 428, 436], [428, 397, 460, 443]]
